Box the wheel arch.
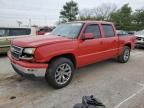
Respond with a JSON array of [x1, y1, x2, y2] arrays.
[[48, 53, 77, 68], [125, 43, 131, 49]]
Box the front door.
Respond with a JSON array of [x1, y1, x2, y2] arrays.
[[78, 24, 104, 67]]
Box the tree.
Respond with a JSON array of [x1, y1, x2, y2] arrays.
[[78, 9, 96, 20], [132, 9, 144, 30], [60, 0, 78, 22], [79, 3, 117, 21], [79, 9, 93, 18], [92, 3, 117, 20], [110, 4, 132, 30]]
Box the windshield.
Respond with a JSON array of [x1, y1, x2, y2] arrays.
[[51, 23, 83, 38]]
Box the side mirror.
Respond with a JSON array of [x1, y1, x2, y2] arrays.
[[83, 33, 94, 40]]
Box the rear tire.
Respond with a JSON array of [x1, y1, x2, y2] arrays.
[[118, 46, 130, 63], [45, 57, 74, 89]]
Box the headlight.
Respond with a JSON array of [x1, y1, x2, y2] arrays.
[[23, 48, 36, 55], [20, 48, 36, 60]]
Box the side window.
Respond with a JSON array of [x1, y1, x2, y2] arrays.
[[102, 24, 115, 37], [0, 28, 8, 37], [8, 29, 31, 36], [85, 24, 101, 38]]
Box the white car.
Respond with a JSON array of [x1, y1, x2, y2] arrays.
[[0, 27, 37, 54], [135, 30, 144, 48]]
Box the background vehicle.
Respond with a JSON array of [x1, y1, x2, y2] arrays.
[[44, 32, 51, 35], [8, 21, 135, 89], [135, 30, 144, 48], [0, 27, 37, 54], [116, 30, 129, 36], [36, 27, 54, 35]]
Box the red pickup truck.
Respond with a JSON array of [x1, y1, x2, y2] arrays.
[[8, 21, 135, 89]]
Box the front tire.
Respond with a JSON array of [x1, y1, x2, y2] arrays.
[[118, 46, 130, 63], [45, 57, 74, 89]]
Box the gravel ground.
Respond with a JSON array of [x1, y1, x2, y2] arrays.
[[0, 49, 144, 108]]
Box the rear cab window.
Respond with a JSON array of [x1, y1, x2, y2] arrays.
[[84, 24, 101, 39], [102, 24, 115, 37]]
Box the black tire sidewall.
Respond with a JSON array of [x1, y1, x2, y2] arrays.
[[45, 57, 74, 89]]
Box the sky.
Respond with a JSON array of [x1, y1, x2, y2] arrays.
[[0, 0, 144, 27]]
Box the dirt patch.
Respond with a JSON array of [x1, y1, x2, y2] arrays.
[[0, 74, 24, 84]]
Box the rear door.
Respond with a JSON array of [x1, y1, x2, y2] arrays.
[[101, 24, 119, 58], [78, 24, 104, 67]]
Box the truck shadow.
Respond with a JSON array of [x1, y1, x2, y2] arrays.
[[8, 58, 118, 89], [1, 58, 118, 87], [135, 47, 144, 50], [0, 54, 7, 58], [74, 59, 118, 79], [0, 58, 121, 107]]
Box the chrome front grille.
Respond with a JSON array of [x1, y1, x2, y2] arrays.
[[136, 37, 144, 42], [136, 37, 142, 40], [10, 46, 23, 59]]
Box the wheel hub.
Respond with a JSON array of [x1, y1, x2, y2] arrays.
[[55, 63, 72, 85], [123, 49, 130, 61]]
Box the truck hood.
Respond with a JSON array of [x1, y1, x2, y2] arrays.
[[11, 35, 72, 47]]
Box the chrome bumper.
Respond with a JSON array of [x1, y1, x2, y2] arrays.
[[12, 63, 46, 78]]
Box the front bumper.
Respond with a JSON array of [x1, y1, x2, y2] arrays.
[[8, 52, 48, 79], [136, 42, 144, 48], [136, 38, 144, 47]]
